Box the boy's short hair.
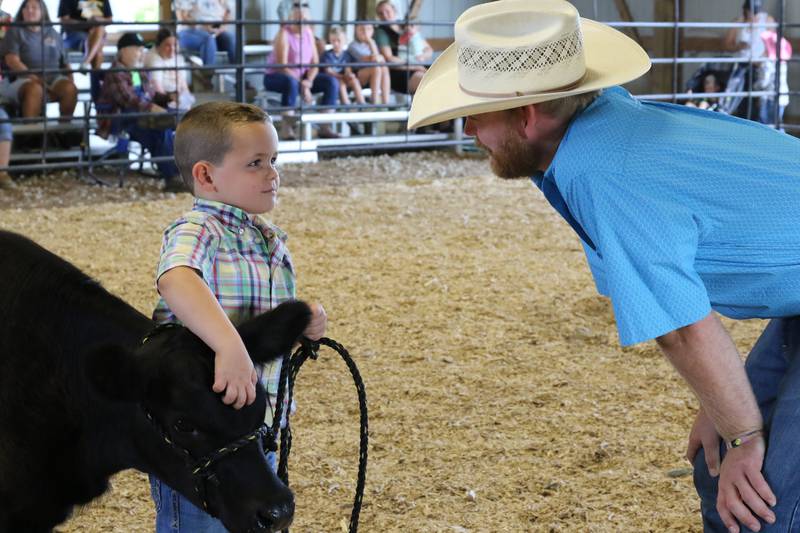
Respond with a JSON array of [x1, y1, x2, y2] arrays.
[[175, 102, 272, 193], [328, 25, 344, 38]]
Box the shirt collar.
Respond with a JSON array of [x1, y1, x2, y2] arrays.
[[194, 198, 252, 230], [529, 88, 612, 189]]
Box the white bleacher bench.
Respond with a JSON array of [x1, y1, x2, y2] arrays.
[[299, 110, 410, 141]]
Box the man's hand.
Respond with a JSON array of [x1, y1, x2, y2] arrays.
[[213, 345, 258, 409], [687, 408, 722, 476], [717, 435, 776, 532], [303, 302, 327, 341]]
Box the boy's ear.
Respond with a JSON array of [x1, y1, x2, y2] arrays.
[[192, 161, 217, 193]]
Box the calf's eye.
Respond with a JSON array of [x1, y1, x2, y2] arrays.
[[173, 418, 197, 434]]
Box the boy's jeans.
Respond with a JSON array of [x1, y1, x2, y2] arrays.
[[693, 317, 800, 531], [150, 452, 277, 532]]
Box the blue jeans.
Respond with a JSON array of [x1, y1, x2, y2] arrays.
[[693, 317, 800, 531], [759, 97, 787, 128], [150, 452, 277, 532], [263, 72, 339, 107], [63, 31, 88, 52], [178, 28, 235, 65]]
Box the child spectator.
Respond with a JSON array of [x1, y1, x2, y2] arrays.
[[144, 26, 196, 111], [686, 72, 722, 112], [321, 25, 364, 106], [150, 101, 326, 532], [398, 23, 432, 63], [57, 0, 112, 71], [2, 0, 78, 120], [347, 22, 390, 105]]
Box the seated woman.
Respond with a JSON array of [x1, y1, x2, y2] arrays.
[[374, 0, 430, 95], [264, 2, 339, 140], [1, 0, 78, 120], [96, 32, 183, 192], [144, 27, 195, 111], [58, 0, 112, 71]]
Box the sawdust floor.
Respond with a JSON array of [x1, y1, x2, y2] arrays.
[[0, 151, 766, 532]]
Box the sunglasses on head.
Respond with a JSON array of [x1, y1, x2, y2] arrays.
[[293, 2, 310, 7]]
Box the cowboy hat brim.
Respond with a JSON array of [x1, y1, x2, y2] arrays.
[[407, 19, 651, 129]]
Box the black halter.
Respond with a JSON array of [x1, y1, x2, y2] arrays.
[[143, 408, 277, 513], [139, 322, 279, 513]]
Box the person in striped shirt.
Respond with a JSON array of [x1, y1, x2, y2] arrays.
[[150, 101, 326, 532]]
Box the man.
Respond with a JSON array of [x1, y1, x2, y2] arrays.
[[408, 1, 800, 532]]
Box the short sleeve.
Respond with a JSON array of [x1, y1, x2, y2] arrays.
[[2, 27, 21, 57], [374, 27, 390, 49], [156, 220, 217, 284], [568, 174, 712, 345], [174, 0, 194, 11]]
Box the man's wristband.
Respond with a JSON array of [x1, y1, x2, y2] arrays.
[[726, 429, 764, 449]]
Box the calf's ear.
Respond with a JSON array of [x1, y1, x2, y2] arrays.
[[85, 344, 147, 402], [238, 300, 312, 364]]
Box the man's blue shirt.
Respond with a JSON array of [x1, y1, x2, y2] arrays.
[[532, 87, 800, 346]]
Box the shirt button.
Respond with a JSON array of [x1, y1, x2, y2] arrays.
[[239, 228, 244, 235]]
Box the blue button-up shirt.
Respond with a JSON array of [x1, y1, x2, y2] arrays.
[[533, 87, 800, 346]]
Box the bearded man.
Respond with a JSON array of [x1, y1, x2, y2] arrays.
[[409, 1, 800, 532]]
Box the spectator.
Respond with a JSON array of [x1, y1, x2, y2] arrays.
[[57, 0, 112, 71], [144, 27, 196, 112], [722, 0, 772, 120], [0, 2, 12, 39], [757, 28, 792, 126], [264, 2, 339, 140], [0, 107, 14, 189], [346, 23, 390, 105], [686, 72, 723, 112], [174, 0, 235, 66], [97, 32, 183, 192], [398, 22, 432, 64], [2, 0, 78, 120], [321, 26, 365, 107], [374, 0, 429, 94]]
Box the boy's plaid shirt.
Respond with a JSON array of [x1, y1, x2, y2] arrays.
[[153, 198, 296, 425]]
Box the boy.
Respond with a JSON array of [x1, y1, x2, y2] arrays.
[[150, 101, 326, 531], [321, 25, 364, 106]]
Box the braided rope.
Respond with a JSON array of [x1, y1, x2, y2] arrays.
[[275, 337, 369, 533]]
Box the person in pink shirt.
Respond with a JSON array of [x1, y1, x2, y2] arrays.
[[264, 2, 339, 140]]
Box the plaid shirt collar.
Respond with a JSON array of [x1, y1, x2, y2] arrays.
[[193, 198, 287, 242]]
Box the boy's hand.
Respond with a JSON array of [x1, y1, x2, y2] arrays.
[[303, 302, 327, 341], [213, 346, 258, 409]]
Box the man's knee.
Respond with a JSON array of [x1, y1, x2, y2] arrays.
[[692, 447, 719, 503]]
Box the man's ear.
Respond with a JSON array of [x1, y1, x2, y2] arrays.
[[85, 344, 147, 402], [238, 300, 312, 364], [192, 160, 217, 193], [517, 105, 539, 140]]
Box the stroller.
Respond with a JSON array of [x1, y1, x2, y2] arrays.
[[685, 62, 756, 118]]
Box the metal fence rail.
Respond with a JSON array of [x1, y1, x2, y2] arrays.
[[0, 0, 794, 175]]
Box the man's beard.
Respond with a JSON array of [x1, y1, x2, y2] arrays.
[[476, 135, 543, 179]]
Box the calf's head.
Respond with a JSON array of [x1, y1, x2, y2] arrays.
[[87, 300, 312, 533]]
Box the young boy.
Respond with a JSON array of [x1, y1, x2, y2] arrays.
[[150, 101, 326, 532], [321, 25, 365, 106]]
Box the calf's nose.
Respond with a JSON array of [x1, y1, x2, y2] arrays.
[[259, 499, 294, 532]]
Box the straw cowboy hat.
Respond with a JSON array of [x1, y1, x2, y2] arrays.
[[407, 0, 651, 129]]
